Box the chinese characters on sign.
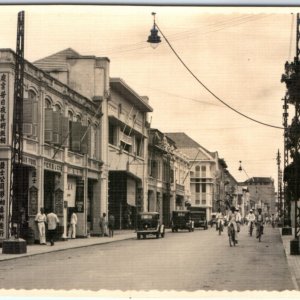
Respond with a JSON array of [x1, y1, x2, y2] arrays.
[[0, 160, 7, 239], [0, 73, 8, 145]]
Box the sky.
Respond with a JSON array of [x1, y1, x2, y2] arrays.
[[0, 5, 297, 188]]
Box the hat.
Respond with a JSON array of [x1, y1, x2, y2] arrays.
[[235, 207, 239, 211], [250, 209, 253, 212]]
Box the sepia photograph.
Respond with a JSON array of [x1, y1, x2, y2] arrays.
[[0, 1, 300, 297]]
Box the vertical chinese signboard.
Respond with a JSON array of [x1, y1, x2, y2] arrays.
[[0, 73, 8, 145], [0, 72, 9, 239], [0, 161, 7, 239]]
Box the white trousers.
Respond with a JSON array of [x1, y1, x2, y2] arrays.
[[68, 224, 76, 239], [37, 222, 46, 244]]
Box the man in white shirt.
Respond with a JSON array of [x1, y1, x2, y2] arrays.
[[246, 209, 256, 235], [35, 208, 47, 245], [46, 211, 60, 246], [235, 207, 242, 232], [68, 211, 78, 239]]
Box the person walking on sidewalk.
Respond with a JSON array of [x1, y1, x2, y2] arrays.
[[35, 208, 47, 245], [108, 214, 115, 237], [99, 213, 108, 237], [68, 210, 78, 239], [46, 210, 60, 246]]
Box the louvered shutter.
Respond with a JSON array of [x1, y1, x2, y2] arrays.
[[52, 111, 61, 145], [71, 121, 81, 152], [81, 125, 89, 154], [32, 101, 38, 137], [61, 116, 69, 147], [23, 98, 33, 135], [44, 108, 53, 143]]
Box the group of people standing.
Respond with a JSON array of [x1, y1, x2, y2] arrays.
[[215, 206, 266, 244], [35, 209, 116, 245], [34, 208, 60, 246], [99, 213, 115, 237]]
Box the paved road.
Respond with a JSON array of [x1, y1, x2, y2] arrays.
[[0, 225, 295, 291]]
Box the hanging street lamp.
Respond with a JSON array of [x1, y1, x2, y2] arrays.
[[147, 12, 161, 49]]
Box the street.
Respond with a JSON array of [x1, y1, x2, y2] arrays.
[[0, 225, 295, 291]]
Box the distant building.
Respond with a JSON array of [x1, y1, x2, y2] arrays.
[[244, 177, 276, 215]]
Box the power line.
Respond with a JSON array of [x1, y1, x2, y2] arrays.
[[107, 14, 271, 56], [155, 22, 284, 130]]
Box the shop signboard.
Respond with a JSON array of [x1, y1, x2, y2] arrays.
[[0, 73, 8, 145], [75, 179, 84, 213], [29, 186, 38, 216], [54, 188, 64, 216], [0, 160, 7, 239]]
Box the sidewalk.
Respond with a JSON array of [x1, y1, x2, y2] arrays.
[[280, 228, 300, 290], [0, 230, 136, 262]]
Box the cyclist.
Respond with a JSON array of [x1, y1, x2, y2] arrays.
[[216, 208, 224, 232], [246, 209, 256, 235], [255, 208, 264, 238], [228, 206, 238, 244]]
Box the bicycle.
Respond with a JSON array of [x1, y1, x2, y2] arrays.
[[249, 221, 254, 236], [256, 223, 263, 242], [218, 220, 223, 235], [228, 223, 236, 247]]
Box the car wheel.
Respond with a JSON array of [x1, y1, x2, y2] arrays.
[[143, 234, 146, 239], [156, 233, 159, 239], [137, 233, 141, 240], [172, 228, 175, 232]]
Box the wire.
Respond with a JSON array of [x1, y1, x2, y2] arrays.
[[107, 14, 270, 56], [155, 22, 284, 130]]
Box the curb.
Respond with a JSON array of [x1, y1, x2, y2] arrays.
[[279, 230, 300, 291], [0, 235, 136, 263]]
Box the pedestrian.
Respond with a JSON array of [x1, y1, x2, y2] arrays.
[[35, 207, 47, 245], [108, 214, 115, 237], [228, 206, 238, 244], [68, 210, 77, 239], [235, 207, 242, 232], [46, 210, 60, 246], [99, 213, 108, 237]]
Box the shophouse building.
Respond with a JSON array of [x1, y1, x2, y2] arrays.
[[0, 47, 152, 243], [147, 129, 190, 225], [107, 79, 152, 229], [165, 132, 222, 221]]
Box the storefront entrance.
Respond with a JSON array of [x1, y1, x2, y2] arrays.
[[44, 171, 55, 213]]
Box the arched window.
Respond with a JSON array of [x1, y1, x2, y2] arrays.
[[45, 98, 52, 108], [54, 104, 61, 112]]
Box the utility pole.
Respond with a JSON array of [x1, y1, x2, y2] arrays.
[[2, 11, 27, 254], [282, 96, 292, 235], [277, 150, 282, 222]]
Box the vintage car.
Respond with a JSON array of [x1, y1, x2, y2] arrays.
[[190, 210, 208, 230], [171, 210, 194, 232], [136, 212, 165, 239]]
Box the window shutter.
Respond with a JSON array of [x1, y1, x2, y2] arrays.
[[23, 98, 33, 136], [61, 116, 69, 147], [32, 102, 38, 137], [44, 108, 53, 143], [71, 121, 81, 152], [52, 111, 61, 145], [81, 125, 89, 154]]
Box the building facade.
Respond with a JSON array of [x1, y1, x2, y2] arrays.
[[0, 47, 153, 242], [244, 177, 276, 215]]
